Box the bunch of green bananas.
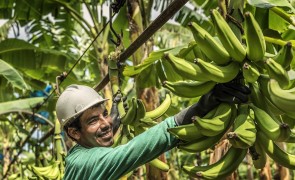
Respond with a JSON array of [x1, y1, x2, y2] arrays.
[[28, 160, 62, 180], [113, 93, 173, 172], [159, 7, 295, 179], [171, 103, 237, 153]]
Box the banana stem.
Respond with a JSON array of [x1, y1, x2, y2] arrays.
[[54, 119, 65, 173], [264, 36, 295, 49], [108, 51, 126, 118]]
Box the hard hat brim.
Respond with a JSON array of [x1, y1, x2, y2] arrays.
[[62, 98, 109, 127]]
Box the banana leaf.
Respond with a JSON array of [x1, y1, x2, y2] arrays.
[[247, 0, 295, 12], [122, 47, 182, 77], [0, 39, 72, 71], [0, 97, 44, 114], [0, 59, 28, 90]]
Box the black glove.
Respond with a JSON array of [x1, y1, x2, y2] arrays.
[[174, 81, 251, 125], [111, 93, 128, 134]]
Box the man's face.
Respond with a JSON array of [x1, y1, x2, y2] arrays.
[[74, 104, 114, 148]]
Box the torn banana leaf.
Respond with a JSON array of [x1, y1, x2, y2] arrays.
[[123, 47, 182, 77]]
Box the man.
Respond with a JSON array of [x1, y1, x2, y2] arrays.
[[56, 82, 250, 180]]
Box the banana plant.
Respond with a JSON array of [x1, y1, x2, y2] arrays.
[[1, 0, 295, 179]]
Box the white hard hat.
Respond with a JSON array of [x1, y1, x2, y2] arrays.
[[56, 84, 109, 127]]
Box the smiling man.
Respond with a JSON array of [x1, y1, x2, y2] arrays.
[[56, 82, 250, 180]]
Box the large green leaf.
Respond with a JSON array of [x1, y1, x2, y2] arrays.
[[123, 47, 182, 77], [0, 39, 74, 80], [269, 9, 289, 33], [0, 59, 28, 90], [0, 0, 63, 20], [247, 0, 295, 12], [0, 97, 44, 114], [136, 63, 160, 89]]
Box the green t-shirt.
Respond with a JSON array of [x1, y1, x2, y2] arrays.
[[63, 117, 179, 180]]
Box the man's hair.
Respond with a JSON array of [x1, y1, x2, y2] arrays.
[[63, 115, 82, 142]]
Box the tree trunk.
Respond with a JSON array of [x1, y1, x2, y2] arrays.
[[246, 153, 254, 180], [274, 143, 289, 180], [259, 158, 272, 180], [209, 139, 239, 180]]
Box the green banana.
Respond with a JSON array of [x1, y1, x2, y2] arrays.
[[194, 58, 240, 83], [285, 132, 295, 143], [249, 82, 266, 109], [120, 98, 137, 125], [30, 160, 61, 180], [203, 104, 221, 118], [138, 117, 158, 127], [149, 158, 170, 172], [268, 79, 295, 116], [182, 147, 247, 179], [192, 42, 210, 61], [249, 143, 267, 169], [244, 11, 266, 62], [193, 116, 226, 137], [193, 103, 232, 136], [162, 80, 216, 98], [167, 102, 225, 141], [263, 95, 285, 116], [257, 131, 295, 169], [177, 133, 224, 153], [112, 129, 123, 147], [281, 114, 295, 129], [242, 61, 260, 83], [8, 173, 21, 180], [210, 9, 246, 62], [188, 22, 231, 65], [167, 123, 204, 141], [264, 58, 290, 89], [250, 104, 291, 142], [227, 104, 256, 149], [273, 41, 293, 69], [177, 41, 197, 61], [120, 132, 130, 145], [132, 99, 146, 126], [145, 94, 171, 120], [256, 75, 285, 116], [164, 53, 209, 81]]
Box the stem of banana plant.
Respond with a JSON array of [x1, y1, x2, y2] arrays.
[[108, 51, 127, 118], [54, 119, 65, 174], [264, 36, 295, 49]]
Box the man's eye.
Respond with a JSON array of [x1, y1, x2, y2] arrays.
[[89, 117, 99, 124]]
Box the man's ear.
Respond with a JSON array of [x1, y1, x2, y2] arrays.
[[67, 127, 81, 141]]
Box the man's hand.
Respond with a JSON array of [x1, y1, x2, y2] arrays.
[[197, 82, 251, 116], [111, 93, 128, 134], [174, 78, 251, 125]]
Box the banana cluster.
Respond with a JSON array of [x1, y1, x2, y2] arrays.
[[113, 94, 172, 172], [170, 103, 236, 153], [159, 8, 295, 179], [28, 160, 63, 180]]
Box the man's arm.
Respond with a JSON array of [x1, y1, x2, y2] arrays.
[[65, 117, 178, 180]]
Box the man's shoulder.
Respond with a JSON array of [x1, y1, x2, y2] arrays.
[[67, 144, 112, 159]]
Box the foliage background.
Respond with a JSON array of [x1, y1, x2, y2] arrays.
[[0, 0, 295, 179]]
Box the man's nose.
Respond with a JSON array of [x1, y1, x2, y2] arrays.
[[99, 116, 110, 129]]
